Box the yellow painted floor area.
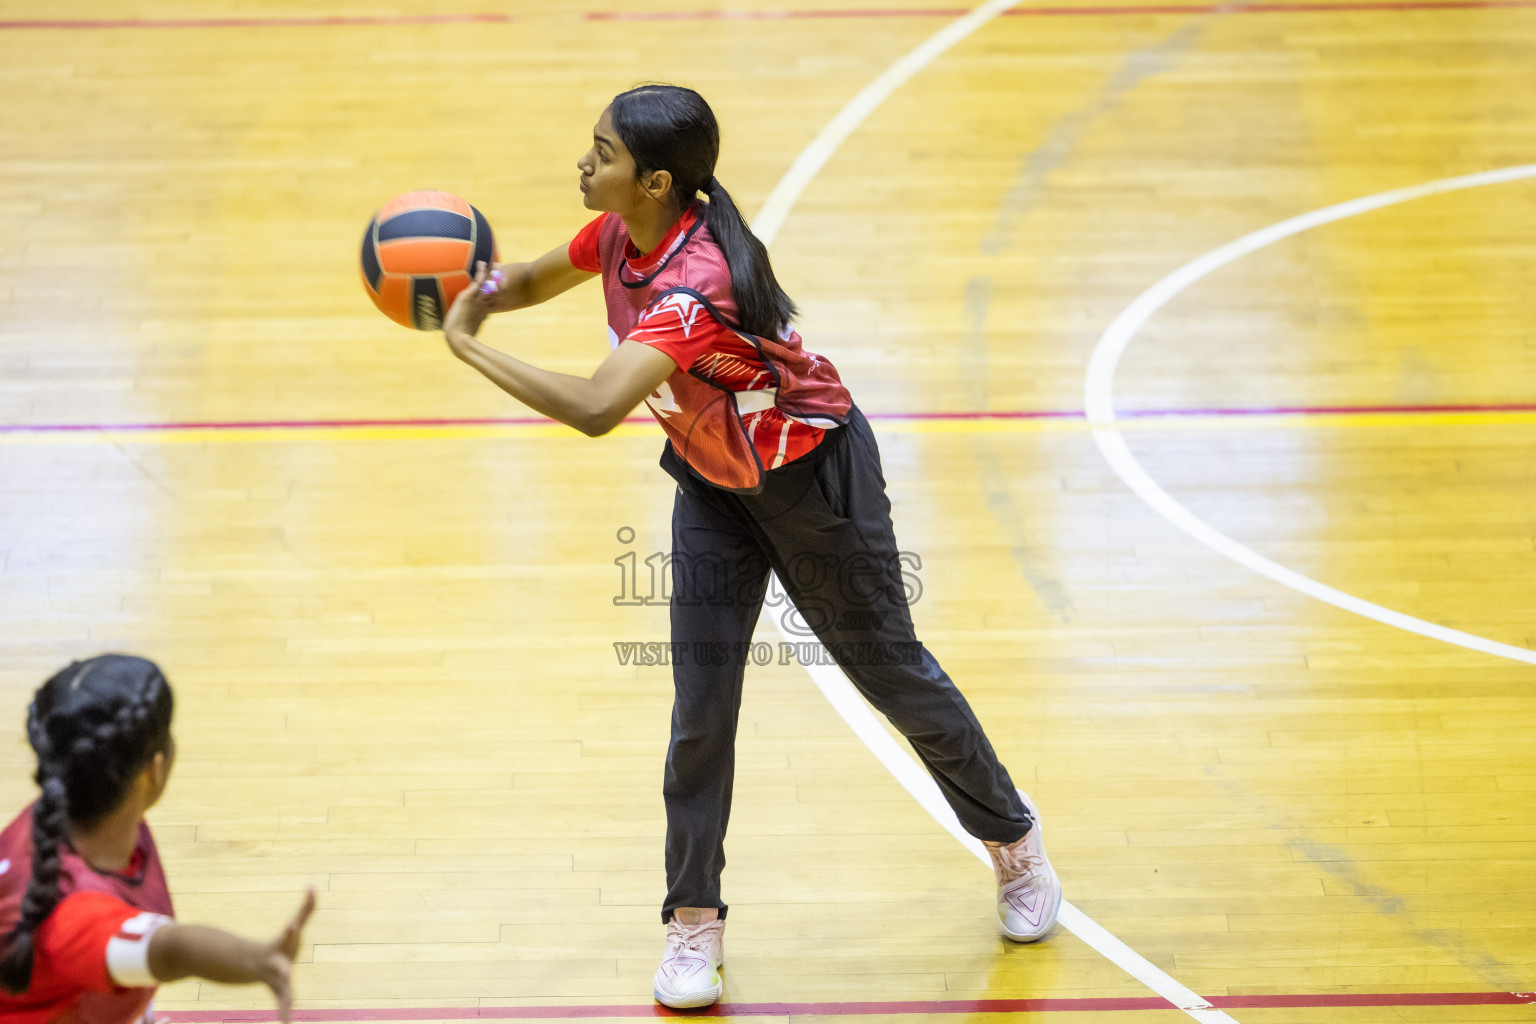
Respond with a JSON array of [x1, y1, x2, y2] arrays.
[[1, 1, 1534, 1021]]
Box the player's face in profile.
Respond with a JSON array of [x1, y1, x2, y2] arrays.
[[578, 106, 646, 215]]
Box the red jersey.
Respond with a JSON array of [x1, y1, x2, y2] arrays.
[[0, 805, 174, 1024], [569, 207, 853, 492]]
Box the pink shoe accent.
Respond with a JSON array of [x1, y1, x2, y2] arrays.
[[1004, 877, 1049, 928], [659, 953, 708, 982]]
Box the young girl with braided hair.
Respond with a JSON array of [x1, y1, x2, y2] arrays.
[[0, 654, 316, 1024]]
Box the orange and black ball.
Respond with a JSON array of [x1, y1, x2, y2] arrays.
[[360, 190, 497, 330]]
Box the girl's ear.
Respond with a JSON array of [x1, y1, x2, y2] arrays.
[[141, 748, 173, 809], [642, 169, 674, 205]]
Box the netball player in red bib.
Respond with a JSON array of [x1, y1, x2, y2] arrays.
[[441, 85, 1061, 1009], [0, 655, 316, 1024]]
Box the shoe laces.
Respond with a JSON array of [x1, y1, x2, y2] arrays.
[[664, 917, 724, 960], [985, 833, 1044, 886]]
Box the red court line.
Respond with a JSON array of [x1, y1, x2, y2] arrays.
[[159, 999, 1172, 1022], [4, 402, 1536, 435], [0, 14, 519, 29], [0, 415, 571, 434], [590, 0, 1536, 15], [153, 990, 1536, 1021], [3, 0, 1534, 29], [1115, 401, 1536, 417], [1218, 992, 1536, 1008]]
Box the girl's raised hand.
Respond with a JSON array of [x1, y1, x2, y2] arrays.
[[263, 888, 317, 1023]]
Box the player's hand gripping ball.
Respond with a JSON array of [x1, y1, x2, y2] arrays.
[[442, 262, 503, 349], [360, 190, 498, 330]]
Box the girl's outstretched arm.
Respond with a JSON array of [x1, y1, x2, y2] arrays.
[[443, 263, 676, 437], [147, 889, 316, 1023]]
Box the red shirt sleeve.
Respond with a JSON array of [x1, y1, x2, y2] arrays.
[[625, 292, 725, 372], [567, 214, 607, 274], [32, 891, 142, 993]]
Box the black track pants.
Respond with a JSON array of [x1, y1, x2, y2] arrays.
[[659, 406, 1031, 921]]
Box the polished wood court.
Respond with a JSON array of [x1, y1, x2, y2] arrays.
[[2, 1, 1535, 1022]]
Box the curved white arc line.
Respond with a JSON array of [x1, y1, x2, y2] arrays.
[[749, 4, 1240, 1019], [1085, 164, 1536, 664], [1092, 429, 1536, 664], [1086, 163, 1536, 425]]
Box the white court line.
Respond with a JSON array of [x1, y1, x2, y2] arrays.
[[752, 4, 1240, 1020], [753, 0, 1022, 245], [1082, 164, 1536, 665], [781, 636, 1238, 1024]]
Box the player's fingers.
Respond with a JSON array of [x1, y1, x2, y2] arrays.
[[477, 263, 505, 299], [291, 888, 317, 933]]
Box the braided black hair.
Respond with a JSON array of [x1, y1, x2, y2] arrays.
[[0, 655, 174, 994]]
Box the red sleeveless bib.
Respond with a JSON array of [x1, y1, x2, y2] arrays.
[[0, 805, 174, 1024], [597, 211, 852, 492]]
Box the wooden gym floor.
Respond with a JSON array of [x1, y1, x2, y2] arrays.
[[2, 2, 1534, 1022]]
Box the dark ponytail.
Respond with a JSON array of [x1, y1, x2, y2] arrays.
[[610, 85, 798, 339], [0, 656, 174, 994]]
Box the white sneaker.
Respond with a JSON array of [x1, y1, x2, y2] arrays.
[[984, 790, 1062, 942], [651, 916, 724, 1009]]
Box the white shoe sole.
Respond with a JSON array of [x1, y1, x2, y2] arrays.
[[1000, 789, 1063, 943], [652, 978, 722, 1009]]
